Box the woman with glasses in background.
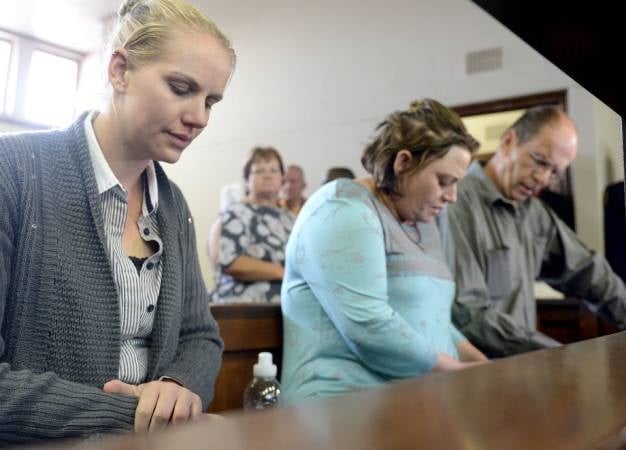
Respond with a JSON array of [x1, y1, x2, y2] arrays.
[[212, 147, 294, 303]]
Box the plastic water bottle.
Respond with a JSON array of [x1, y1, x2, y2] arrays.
[[243, 352, 281, 410]]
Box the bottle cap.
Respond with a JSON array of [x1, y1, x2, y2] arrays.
[[253, 352, 277, 378]]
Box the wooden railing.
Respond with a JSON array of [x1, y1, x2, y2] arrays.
[[207, 299, 619, 413], [28, 331, 626, 450]]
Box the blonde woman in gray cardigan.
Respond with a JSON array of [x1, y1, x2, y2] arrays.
[[0, 0, 234, 444]]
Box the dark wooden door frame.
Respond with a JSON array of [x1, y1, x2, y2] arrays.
[[451, 90, 567, 117]]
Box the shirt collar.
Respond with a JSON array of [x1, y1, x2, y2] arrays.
[[84, 112, 159, 212], [466, 161, 516, 208]]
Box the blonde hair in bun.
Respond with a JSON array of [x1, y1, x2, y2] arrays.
[[109, 0, 235, 69]]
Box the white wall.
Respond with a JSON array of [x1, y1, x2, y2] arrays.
[[164, 0, 619, 286], [1, 0, 622, 286], [0, 121, 33, 133], [567, 88, 624, 255], [594, 99, 624, 184]]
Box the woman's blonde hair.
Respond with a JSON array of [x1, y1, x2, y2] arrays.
[[361, 98, 479, 196], [109, 0, 235, 69]]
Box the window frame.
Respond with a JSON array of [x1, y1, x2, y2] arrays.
[[0, 28, 84, 129], [0, 31, 16, 116]]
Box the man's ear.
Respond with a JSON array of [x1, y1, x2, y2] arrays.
[[392, 149, 414, 175], [108, 49, 130, 94], [499, 129, 516, 156]]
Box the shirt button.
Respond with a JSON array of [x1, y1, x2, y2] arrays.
[[146, 262, 155, 270], [147, 304, 155, 313], [143, 228, 150, 236]]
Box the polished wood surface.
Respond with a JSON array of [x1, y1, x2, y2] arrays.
[[208, 301, 617, 413], [207, 304, 283, 413], [27, 332, 626, 450]]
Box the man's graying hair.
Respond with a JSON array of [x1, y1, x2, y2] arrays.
[[507, 105, 566, 145]]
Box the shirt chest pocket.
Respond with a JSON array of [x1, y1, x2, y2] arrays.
[[531, 237, 548, 278], [485, 247, 519, 301]]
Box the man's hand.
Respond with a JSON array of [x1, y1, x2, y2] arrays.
[[103, 379, 203, 433], [432, 352, 488, 372], [456, 339, 489, 363]]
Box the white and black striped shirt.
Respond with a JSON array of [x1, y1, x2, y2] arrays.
[[84, 113, 163, 384]]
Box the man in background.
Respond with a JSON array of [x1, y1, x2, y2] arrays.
[[322, 166, 356, 184], [280, 164, 307, 216]]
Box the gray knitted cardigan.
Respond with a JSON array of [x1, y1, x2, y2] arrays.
[[0, 113, 223, 445]]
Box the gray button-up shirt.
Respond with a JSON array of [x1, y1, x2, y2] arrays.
[[441, 161, 626, 356]]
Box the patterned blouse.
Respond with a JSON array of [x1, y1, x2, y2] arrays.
[[212, 202, 294, 303]]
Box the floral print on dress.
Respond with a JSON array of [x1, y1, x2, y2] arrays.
[[212, 202, 294, 303]]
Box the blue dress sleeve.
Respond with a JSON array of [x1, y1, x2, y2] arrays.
[[450, 324, 466, 344]]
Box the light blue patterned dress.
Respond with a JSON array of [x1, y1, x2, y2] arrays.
[[281, 179, 465, 401]]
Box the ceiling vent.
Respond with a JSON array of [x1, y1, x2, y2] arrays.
[[466, 47, 503, 75]]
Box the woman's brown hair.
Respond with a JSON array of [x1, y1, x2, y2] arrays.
[[361, 98, 479, 196]]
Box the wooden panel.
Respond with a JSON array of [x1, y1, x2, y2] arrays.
[[208, 304, 282, 413], [217, 316, 281, 351], [33, 332, 626, 450], [537, 298, 619, 344]]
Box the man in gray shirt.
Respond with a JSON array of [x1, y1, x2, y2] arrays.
[[443, 105, 626, 357]]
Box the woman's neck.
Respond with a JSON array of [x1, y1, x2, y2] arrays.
[[92, 107, 151, 191], [247, 192, 278, 207], [360, 177, 401, 221]]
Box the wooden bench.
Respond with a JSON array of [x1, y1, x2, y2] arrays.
[[207, 303, 282, 413]]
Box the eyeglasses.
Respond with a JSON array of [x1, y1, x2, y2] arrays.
[[527, 151, 561, 182], [250, 167, 282, 176]]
